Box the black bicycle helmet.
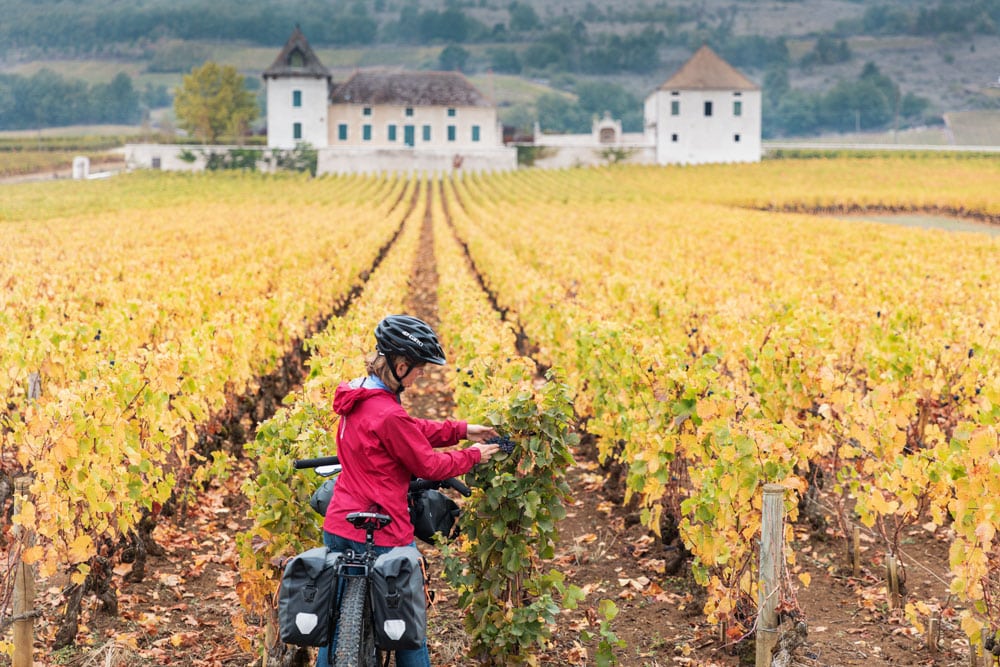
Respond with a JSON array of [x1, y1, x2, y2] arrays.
[[374, 315, 447, 366]]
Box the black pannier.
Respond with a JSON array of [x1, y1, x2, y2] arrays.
[[277, 546, 342, 647], [370, 546, 427, 651]]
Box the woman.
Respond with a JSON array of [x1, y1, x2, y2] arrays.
[[317, 314, 499, 667]]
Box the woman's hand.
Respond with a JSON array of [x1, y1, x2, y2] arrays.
[[471, 442, 501, 462], [467, 424, 500, 462], [466, 424, 498, 443]]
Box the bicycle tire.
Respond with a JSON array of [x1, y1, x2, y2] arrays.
[[333, 577, 378, 667]]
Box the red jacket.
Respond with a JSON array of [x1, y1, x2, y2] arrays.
[[323, 377, 481, 546]]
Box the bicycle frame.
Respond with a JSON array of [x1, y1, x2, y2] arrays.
[[329, 512, 392, 667], [293, 456, 469, 667]]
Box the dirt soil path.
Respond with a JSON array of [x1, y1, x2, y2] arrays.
[[21, 189, 975, 667]]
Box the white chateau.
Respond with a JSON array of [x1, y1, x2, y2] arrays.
[[263, 27, 515, 174], [533, 44, 761, 168], [124, 35, 759, 172]]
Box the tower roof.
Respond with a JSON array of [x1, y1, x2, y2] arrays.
[[330, 69, 491, 107], [658, 45, 758, 91], [263, 27, 331, 80]]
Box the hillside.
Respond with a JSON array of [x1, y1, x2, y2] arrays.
[[1, 0, 999, 139]]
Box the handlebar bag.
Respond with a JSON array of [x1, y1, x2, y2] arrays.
[[309, 477, 336, 517], [408, 489, 460, 545], [277, 546, 342, 647], [371, 546, 426, 651]]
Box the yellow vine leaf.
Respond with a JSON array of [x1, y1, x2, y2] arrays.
[[68, 533, 94, 562], [961, 612, 983, 642], [905, 603, 926, 634], [975, 522, 996, 548], [12, 500, 35, 528], [70, 563, 91, 586], [968, 427, 996, 460], [868, 492, 899, 517], [779, 475, 806, 495], [20, 545, 44, 564]]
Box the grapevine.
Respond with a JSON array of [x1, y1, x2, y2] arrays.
[[433, 177, 584, 664]]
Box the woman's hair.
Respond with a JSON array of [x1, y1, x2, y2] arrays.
[[366, 352, 399, 391], [367, 352, 425, 392]]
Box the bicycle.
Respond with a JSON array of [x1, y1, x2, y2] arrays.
[[292, 456, 471, 667]]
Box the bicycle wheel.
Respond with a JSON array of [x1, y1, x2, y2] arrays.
[[333, 577, 378, 667]]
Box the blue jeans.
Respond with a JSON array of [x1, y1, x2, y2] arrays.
[[316, 532, 431, 667]]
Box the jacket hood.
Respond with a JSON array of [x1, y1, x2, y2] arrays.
[[333, 377, 395, 416]]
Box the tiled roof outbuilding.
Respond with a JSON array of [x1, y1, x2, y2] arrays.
[[330, 69, 491, 107]]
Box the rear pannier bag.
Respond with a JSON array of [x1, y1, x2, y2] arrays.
[[371, 546, 426, 650], [277, 546, 342, 647]]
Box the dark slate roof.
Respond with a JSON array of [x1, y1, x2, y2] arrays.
[[659, 45, 758, 91], [329, 69, 491, 107], [263, 27, 331, 80]]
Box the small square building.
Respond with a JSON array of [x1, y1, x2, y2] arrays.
[[644, 45, 761, 165]]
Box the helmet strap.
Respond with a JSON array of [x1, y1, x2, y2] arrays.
[[385, 354, 413, 394]]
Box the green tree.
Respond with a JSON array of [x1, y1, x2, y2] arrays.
[[900, 92, 930, 121], [801, 34, 851, 66], [763, 66, 790, 106], [90, 72, 141, 124], [773, 90, 819, 137], [419, 8, 482, 42], [439, 44, 470, 71], [508, 1, 540, 32], [173, 62, 258, 143], [536, 92, 589, 133], [488, 46, 522, 73], [860, 5, 913, 34], [499, 103, 534, 133], [142, 83, 172, 109], [0, 80, 15, 127], [574, 81, 642, 131], [820, 77, 892, 131], [523, 41, 566, 71]]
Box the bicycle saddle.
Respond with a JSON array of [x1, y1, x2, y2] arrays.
[[346, 511, 392, 530]]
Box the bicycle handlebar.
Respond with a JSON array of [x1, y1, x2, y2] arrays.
[[407, 476, 472, 497], [293, 456, 340, 469], [443, 477, 472, 497], [295, 456, 472, 497]]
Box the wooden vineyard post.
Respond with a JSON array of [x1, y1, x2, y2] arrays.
[[852, 526, 861, 578], [926, 610, 940, 653], [885, 552, 902, 610], [13, 477, 36, 667], [263, 615, 277, 667], [969, 633, 986, 667], [756, 484, 786, 667]]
